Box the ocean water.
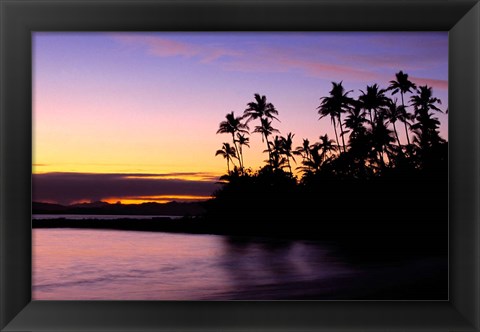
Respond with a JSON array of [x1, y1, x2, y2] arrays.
[[32, 229, 447, 300]]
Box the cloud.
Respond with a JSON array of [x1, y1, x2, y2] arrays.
[[111, 33, 447, 89], [32, 172, 221, 205], [112, 34, 241, 63], [410, 77, 448, 91]]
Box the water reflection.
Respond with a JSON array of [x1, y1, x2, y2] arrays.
[[32, 229, 447, 300], [217, 236, 356, 300]]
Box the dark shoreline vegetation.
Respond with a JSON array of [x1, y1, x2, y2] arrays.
[[33, 71, 447, 256]]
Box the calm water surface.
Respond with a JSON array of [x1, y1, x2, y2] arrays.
[[32, 229, 447, 300]]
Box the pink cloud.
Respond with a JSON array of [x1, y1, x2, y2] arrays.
[[112, 34, 241, 62], [218, 46, 379, 82], [111, 34, 445, 89], [410, 77, 448, 90], [279, 57, 378, 81]]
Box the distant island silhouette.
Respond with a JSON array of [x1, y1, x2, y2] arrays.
[[33, 200, 205, 216]]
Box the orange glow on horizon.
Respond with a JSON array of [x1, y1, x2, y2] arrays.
[[102, 195, 212, 205]]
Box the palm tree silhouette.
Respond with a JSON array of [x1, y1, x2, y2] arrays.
[[253, 118, 280, 166], [280, 132, 296, 174], [371, 114, 395, 169], [388, 71, 417, 146], [317, 134, 337, 163], [217, 111, 249, 169], [318, 81, 353, 153], [410, 111, 444, 151], [359, 84, 389, 127], [215, 142, 237, 173], [236, 133, 250, 171], [410, 85, 442, 117], [344, 106, 368, 143], [268, 136, 288, 171], [410, 85, 444, 151], [384, 98, 403, 147], [298, 144, 322, 174], [294, 138, 311, 163], [244, 93, 279, 123], [244, 94, 280, 166]]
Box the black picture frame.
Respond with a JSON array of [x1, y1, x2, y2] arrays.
[[1, 0, 479, 331]]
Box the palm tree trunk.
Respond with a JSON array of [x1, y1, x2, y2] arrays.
[[331, 117, 341, 155], [264, 133, 272, 166], [231, 133, 242, 170], [401, 93, 411, 146], [239, 146, 244, 171], [338, 114, 347, 153]]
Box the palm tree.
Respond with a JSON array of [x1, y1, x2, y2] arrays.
[[244, 94, 280, 166], [235, 133, 250, 171], [358, 84, 389, 126], [318, 81, 354, 153], [384, 98, 403, 147], [280, 132, 296, 174], [268, 136, 288, 171], [410, 86, 444, 151], [344, 105, 368, 143], [318, 102, 341, 154], [410, 85, 443, 117], [216, 111, 249, 169], [253, 117, 280, 166], [243, 93, 279, 123], [388, 71, 416, 146], [215, 143, 237, 173], [410, 112, 444, 151], [317, 134, 337, 163], [371, 114, 395, 169], [298, 144, 323, 174], [294, 138, 311, 163]]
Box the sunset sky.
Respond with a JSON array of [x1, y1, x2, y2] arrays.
[[32, 32, 448, 205]]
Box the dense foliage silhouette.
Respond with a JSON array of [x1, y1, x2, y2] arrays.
[[210, 71, 447, 253]]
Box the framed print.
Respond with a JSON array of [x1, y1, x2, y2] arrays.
[[1, 0, 479, 331]]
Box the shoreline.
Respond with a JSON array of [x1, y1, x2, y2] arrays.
[[32, 216, 448, 257]]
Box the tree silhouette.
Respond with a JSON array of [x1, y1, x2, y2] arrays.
[[267, 136, 289, 171], [384, 98, 403, 148], [294, 138, 311, 164], [253, 118, 280, 166], [244, 94, 280, 166], [371, 114, 395, 169], [344, 105, 368, 143], [217, 111, 249, 170], [359, 84, 389, 127], [410, 85, 443, 117], [410, 85, 444, 153], [280, 132, 296, 174], [244, 93, 280, 123], [215, 143, 237, 173], [317, 134, 337, 164], [388, 71, 417, 146], [318, 82, 353, 153], [236, 133, 250, 172]]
